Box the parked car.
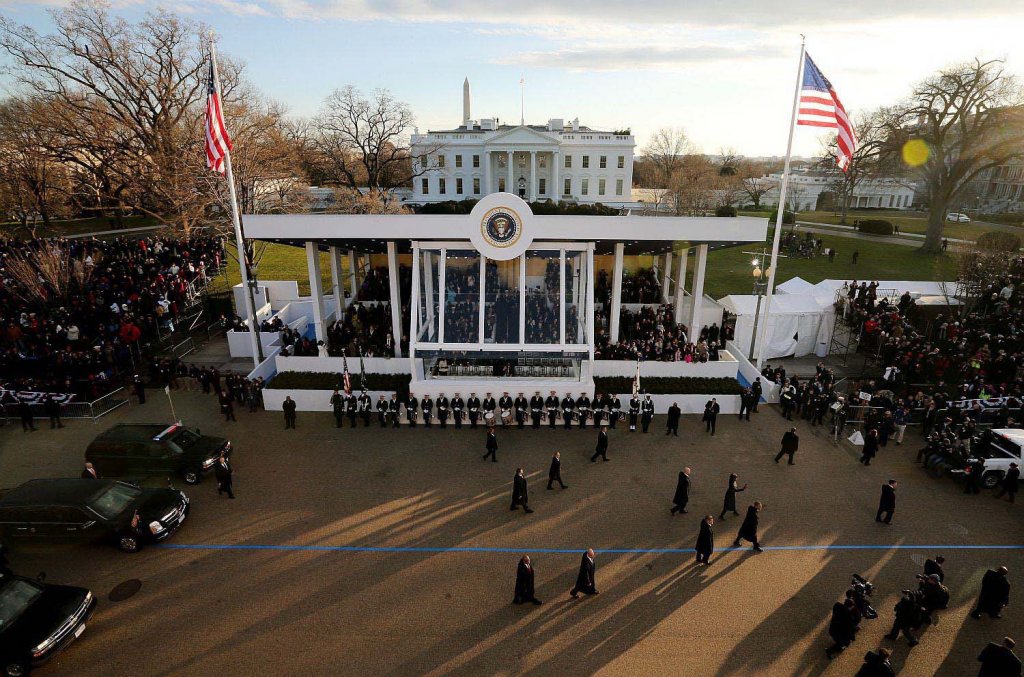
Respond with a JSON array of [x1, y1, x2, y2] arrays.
[[0, 479, 189, 553], [0, 569, 96, 677], [85, 423, 231, 485], [970, 428, 1024, 488], [946, 212, 971, 223]]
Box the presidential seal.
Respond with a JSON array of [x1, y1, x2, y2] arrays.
[[480, 207, 522, 248]]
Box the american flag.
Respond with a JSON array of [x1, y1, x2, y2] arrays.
[[797, 54, 857, 172], [205, 61, 232, 174], [341, 352, 352, 395], [358, 350, 367, 394]]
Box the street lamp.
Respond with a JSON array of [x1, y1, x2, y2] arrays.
[[748, 258, 771, 360]]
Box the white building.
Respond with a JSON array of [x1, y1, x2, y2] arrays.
[[761, 171, 915, 211], [409, 78, 635, 207]]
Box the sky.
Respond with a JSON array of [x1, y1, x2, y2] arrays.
[[1, 0, 1022, 157]]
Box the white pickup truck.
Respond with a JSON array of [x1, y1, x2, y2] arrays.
[[972, 428, 1024, 488]]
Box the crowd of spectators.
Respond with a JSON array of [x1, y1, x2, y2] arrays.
[[0, 235, 224, 401], [327, 302, 396, 357], [596, 266, 664, 305]]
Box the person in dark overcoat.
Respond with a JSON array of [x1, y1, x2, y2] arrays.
[[510, 468, 533, 513], [671, 467, 691, 515], [665, 402, 681, 436], [590, 426, 609, 462], [876, 480, 897, 524], [860, 429, 879, 465], [971, 567, 1011, 619], [547, 452, 567, 490], [825, 599, 858, 659], [570, 549, 598, 598], [719, 473, 747, 519], [977, 637, 1020, 677], [695, 515, 714, 564], [775, 427, 799, 465], [732, 501, 763, 551], [214, 454, 235, 499], [513, 555, 542, 605], [483, 427, 498, 462]]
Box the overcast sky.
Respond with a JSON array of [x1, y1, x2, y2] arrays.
[[2, 0, 1022, 157]]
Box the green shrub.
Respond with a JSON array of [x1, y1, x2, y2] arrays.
[[593, 376, 744, 396], [715, 205, 738, 217], [768, 209, 795, 225], [268, 372, 412, 397], [978, 213, 1024, 227], [857, 219, 894, 235], [976, 231, 1022, 252]]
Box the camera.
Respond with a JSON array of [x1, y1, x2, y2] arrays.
[[850, 574, 878, 620]]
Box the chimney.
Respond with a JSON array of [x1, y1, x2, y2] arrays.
[[463, 77, 471, 127]]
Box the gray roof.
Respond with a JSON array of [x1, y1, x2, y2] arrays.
[[427, 124, 607, 135]]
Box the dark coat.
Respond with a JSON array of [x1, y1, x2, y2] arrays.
[[548, 456, 562, 480], [1004, 467, 1020, 492], [723, 479, 744, 512], [667, 405, 681, 426], [486, 432, 498, 451], [828, 602, 856, 642], [978, 642, 1021, 677], [514, 560, 536, 603], [595, 431, 608, 452], [977, 569, 1011, 612], [856, 651, 896, 677], [781, 431, 799, 453], [574, 554, 596, 594], [283, 399, 297, 415], [738, 505, 759, 541], [695, 521, 714, 555], [512, 474, 528, 505], [673, 473, 690, 506], [214, 460, 232, 484], [878, 484, 896, 511], [862, 435, 879, 459]]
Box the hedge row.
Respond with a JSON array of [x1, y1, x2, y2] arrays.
[[857, 219, 894, 236], [269, 372, 412, 394], [768, 209, 796, 225], [715, 205, 738, 217], [593, 377, 744, 395], [976, 231, 1022, 252]]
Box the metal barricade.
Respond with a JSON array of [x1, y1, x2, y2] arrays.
[[2, 387, 131, 424]]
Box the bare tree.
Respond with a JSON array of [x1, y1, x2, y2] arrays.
[[819, 109, 886, 223], [880, 59, 1024, 252], [669, 154, 720, 216], [642, 127, 694, 189]]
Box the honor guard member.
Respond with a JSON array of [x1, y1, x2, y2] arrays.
[[641, 394, 655, 433], [576, 392, 591, 430], [437, 393, 450, 429], [346, 392, 358, 428], [406, 393, 419, 427], [422, 394, 434, 428], [561, 393, 576, 430], [514, 393, 528, 429], [499, 392, 514, 429], [388, 394, 401, 428], [593, 393, 607, 428], [330, 389, 345, 428], [376, 395, 389, 427], [609, 394, 622, 429], [530, 392, 544, 429], [359, 390, 372, 426], [545, 391, 559, 429], [468, 393, 481, 428], [453, 393, 466, 429], [628, 394, 641, 431], [483, 392, 498, 426]]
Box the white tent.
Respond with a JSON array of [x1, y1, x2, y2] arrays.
[[776, 276, 819, 296], [719, 293, 835, 360], [811, 279, 957, 299]]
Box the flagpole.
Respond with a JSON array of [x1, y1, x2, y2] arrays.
[[210, 35, 263, 369], [755, 36, 806, 370]]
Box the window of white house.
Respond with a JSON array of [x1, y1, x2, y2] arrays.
[[599, 156, 607, 169], [473, 178, 481, 194], [473, 154, 480, 168], [617, 155, 624, 169], [582, 178, 589, 195], [582, 156, 590, 169], [456, 178, 463, 194], [564, 178, 571, 195], [539, 156, 547, 169], [438, 155, 445, 168], [598, 178, 606, 195], [421, 178, 429, 194], [539, 178, 546, 195], [565, 155, 572, 168], [498, 155, 506, 168], [498, 177, 506, 192], [439, 178, 446, 194], [616, 179, 623, 196], [455, 155, 463, 168]]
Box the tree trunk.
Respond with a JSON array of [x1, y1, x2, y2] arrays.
[[920, 204, 946, 253]]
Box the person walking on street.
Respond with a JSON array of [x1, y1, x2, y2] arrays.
[[671, 468, 691, 515], [570, 549, 598, 598], [133, 374, 146, 404], [219, 392, 236, 422], [732, 501, 764, 552], [666, 402, 681, 436], [513, 555, 542, 605], [860, 429, 879, 465], [977, 637, 1020, 676], [695, 515, 715, 564], [44, 395, 63, 429], [547, 452, 568, 490], [215, 454, 235, 499], [719, 473, 747, 520], [971, 567, 1011, 619], [591, 426, 609, 462], [18, 399, 36, 432], [995, 463, 1020, 503], [738, 388, 753, 421], [703, 398, 720, 435], [886, 590, 922, 646], [825, 598, 858, 659], [876, 480, 897, 524], [510, 468, 533, 514], [483, 427, 498, 462], [283, 396, 297, 429], [751, 378, 762, 412], [775, 428, 799, 465]]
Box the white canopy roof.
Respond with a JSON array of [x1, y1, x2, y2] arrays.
[[719, 293, 831, 316]]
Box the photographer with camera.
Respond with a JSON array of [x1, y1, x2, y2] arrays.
[[886, 589, 923, 646], [917, 573, 950, 624], [850, 574, 878, 620]]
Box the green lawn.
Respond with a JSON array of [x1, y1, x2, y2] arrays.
[[795, 210, 991, 241], [223, 242, 347, 296]]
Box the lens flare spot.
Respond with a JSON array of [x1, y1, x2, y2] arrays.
[[902, 139, 930, 167]]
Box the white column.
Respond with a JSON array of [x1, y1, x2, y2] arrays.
[[409, 242, 420, 375], [674, 248, 689, 324], [478, 254, 486, 344], [347, 250, 358, 300], [609, 242, 625, 343], [328, 245, 344, 321], [386, 241, 402, 357], [661, 251, 673, 304], [438, 249, 447, 344], [552, 150, 559, 202], [483, 150, 491, 194], [688, 244, 708, 339], [507, 151, 513, 195], [558, 249, 566, 346], [423, 251, 435, 341], [519, 254, 526, 345], [586, 244, 596, 362], [529, 151, 536, 201], [305, 241, 326, 344]]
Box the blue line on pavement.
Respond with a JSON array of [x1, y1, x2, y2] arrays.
[[156, 543, 1024, 554]]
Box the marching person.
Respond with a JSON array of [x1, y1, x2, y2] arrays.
[[346, 392, 358, 428], [548, 451, 568, 490], [569, 549, 598, 598], [482, 392, 497, 426], [283, 395, 297, 429], [406, 393, 419, 428], [483, 426, 498, 462], [499, 392, 514, 429], [876, 479, 897, 525], [437, 393, 450, 429], [545, 391, 559, 429], [719, 473, 747, 520], [775, 427, 799, 465], [641, 394, 655, 433], [467, 392, 481, 429], [703, 398, 720, 435], [81, 462, 100, 479], [609, 394, 622, 429], [971, 567, 1011, 619], [421, 393, 434, 428], [977, 637, 1020, 676], [214, 454, 235, 499], [591, 425, 609, 462], [388, 393, 401, 428], [671, 467, 691, 514], [453, 393, 465, 429], [628, 394, 640, 432], [515, 392, 528, 430], [593, 393, 607, 428], [666, 402, 681, 437], [359, 390, 372, 426], [576, 392, 591, 430], [732, 501, 764, 552], [513, 555, 542, 606], [376, 395, 388, 427], [510, 468, 533, 513], [562, 392, 575, 430], [695, 515, 714, 565], [530, 391, 544, 429]]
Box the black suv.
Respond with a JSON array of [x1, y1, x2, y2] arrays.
[[85, 423, 231, 484], [0, 479, 189, 553], [0, 569, 96, 676]]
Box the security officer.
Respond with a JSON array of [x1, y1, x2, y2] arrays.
[[346, 392, 358, 428], [330, 389, 345, 428], [376, 395, 389, 427], [609, 394, 622, 429], [422, 394, 434, 428], [498, 392, 514, 429], [641, 394, 655, 433], [483, 392, 497, 426], [437, 393, 450, 429], [561, 393, 575, 430], [530, 391, 544, 429], [514, 393, 529, 430], [467, 392, 481, 428], [545, 390, 559, 429], [453, 393, 466, 429], [628, 394, 641, 432], [576, 392, 591, 430], [388, 394, 401, 428], [358, 390, 372, 426], [406, 393, 419, 427]]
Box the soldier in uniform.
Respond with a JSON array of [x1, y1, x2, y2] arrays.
[[499, 392, 514, 429], [346, 392, 358, 428], [406, 393, 419, 427], [629, 394, 641, 431], [388, 394, 401, 428], [376, 395, 388, 427], [514, 393, 528, 429], [483, 392, 498, 427], [593, 393, 607, 428], [453, 393, 466, 429], [530, 391, 544, 429], [641, 394, 655, 433], [359, 390, 372, 426], [576, 392, 591, 430], [437, 393, 450, 429], [561, 393, 575, 430], [422, 394, 434, 428], [468, 392, 481, 428], [609, 394, 622, 429], [545, 391, 559, 429], [330, 389, 345, 428]]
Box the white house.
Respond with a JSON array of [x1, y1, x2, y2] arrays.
[[761, 171, 915, 211], [409, 78, 635, 207]]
